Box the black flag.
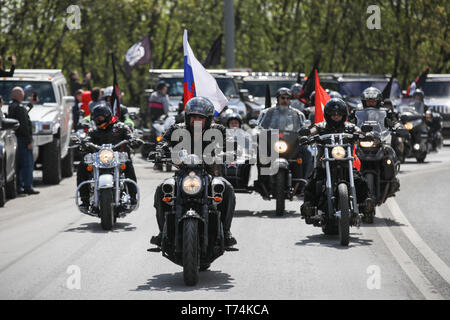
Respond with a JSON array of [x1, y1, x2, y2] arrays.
[[203, 34, 223, 68], [299, 57, 320, 105], [123, 35, 151, 75], [265, 84, 271, 109], [382, 73, 396, 100], [111, 53, 121, 118]]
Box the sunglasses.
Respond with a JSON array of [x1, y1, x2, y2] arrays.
[[280, 96, 291, 100]]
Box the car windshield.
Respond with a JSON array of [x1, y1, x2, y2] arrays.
[[159, 77, 184, 96], [216, 78, 238, 97], [259, 107, 303, 132], [0, 80, 56, 104], [397, 99, 425, 114], [423, 81, 450, 97], [338, 80, 401, 99], [242, 81, 296, 97], [355, 108, 390, 141], [160, 77, 237, 97]]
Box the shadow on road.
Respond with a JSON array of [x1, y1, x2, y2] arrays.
[[295, 233, 373, 249], [64, 222, 136, 233], [132, 270, 234, 292], [234, 210, 300, 219], [360, 216, 406, 228]]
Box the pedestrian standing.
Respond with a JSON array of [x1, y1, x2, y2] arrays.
[[7, 87, 39, 195]]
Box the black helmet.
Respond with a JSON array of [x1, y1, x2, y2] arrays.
[[276, 87, 292, 99], [328, 90, 343, 99], [185, 96, 215, 129], [291, 83, 302, 95], [156, 80, 169, 91], [412, 89, 425, 101], [324, 98, 348, 128], [226, 112, 242, 127], [361, 87, 382, 108], [92, 102, 112, 129]]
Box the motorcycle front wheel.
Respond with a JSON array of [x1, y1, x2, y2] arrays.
[[275, 171, 286, 216], [183, 218, 200, 286], [338, 183, 350, 246], [99, 189, 114, 230]]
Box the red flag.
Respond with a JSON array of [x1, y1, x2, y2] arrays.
[[353, 146, 361, 171], [406, 67, 429, 96], [314, 69, 330, 123]]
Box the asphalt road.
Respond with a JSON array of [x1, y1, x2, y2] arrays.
[[0, 146, 449, 300]]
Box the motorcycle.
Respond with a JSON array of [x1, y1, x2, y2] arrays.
[[425, 110, 444, 151], [72, 136, 140, 230], [251, 108, 309, 216], [398, 101, 429, 163], [221, 128, 254, 191], [301, 133, 362, 246], [141, 114, 175, 172], [355, 108, 402, 223], [148, 150, 235, 286]]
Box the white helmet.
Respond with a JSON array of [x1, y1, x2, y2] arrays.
[[104, 86, 114, 98]]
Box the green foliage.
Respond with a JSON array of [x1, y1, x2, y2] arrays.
[[0, 0, 448, 105]]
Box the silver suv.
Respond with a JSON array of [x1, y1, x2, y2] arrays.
[[0, 69, 74, 184], [423, 74, 450, 134]]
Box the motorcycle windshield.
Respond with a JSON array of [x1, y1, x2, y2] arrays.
[[355, 109, 390, 141], [259, 107, 303, 132]]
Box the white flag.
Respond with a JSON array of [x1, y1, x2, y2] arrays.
[[183, 30, 228, 115]]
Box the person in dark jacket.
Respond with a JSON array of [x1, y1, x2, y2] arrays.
[[0, 55, 16, 77], [76, 103, 138, 209], [150, 97, 237, 248], [69, 71, 92, 96], [7, 87, 39, 195]]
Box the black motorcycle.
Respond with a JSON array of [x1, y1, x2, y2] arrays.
[[397, 102, 429, 163], [252, 108, 309, 216], [355, 108, 402, 223], [301, 133, 362, 246], [148, 150, 235, 286], [425, 110, 444, 151], [141, 114, 175, 171]]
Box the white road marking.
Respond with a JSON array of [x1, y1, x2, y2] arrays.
[[376, 209, 443, 299], [386, 198, 450, 285]]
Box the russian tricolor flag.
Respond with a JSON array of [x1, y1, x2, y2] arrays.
[[183, 30, 228, 115]]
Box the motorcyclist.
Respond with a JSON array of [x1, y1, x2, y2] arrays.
[[150, 96, 237, 248], [148, 80, 170, 126], [76, 103, 138, 209], [258, 87, 313, 183], [300, 98, 375, 218], [413, 89, 442, 150], [290, 83, 306, 113]]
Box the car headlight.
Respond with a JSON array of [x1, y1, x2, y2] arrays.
[[405, 122, 413, 130], [98, 149, 114, 164], [39, 122, 53, 134], [182, 171, 202, 195], [331, 146, 346, 159], [360, 141, 376, 148], [274, 140, 288, 153]]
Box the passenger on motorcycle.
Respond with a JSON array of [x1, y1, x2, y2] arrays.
[[76, 103, 138, 209], [103, 86, 135, 128], [150, 97, 237, 248], [300, 98, 375, 218]]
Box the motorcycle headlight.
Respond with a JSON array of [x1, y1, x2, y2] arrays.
[[274, 140, 288, 153], [182, 171, 202, 195], [360, 141, 376, 148], [98, 149, 114, 164], [118, 152, 128, 163], [405, 122, 413, 130], [331, 146, 346, 160], [84, 153, 94, 164]]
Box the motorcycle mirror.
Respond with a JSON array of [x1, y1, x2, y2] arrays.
[[361, 124, 373, 133], [248, 119, 258, 128]]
